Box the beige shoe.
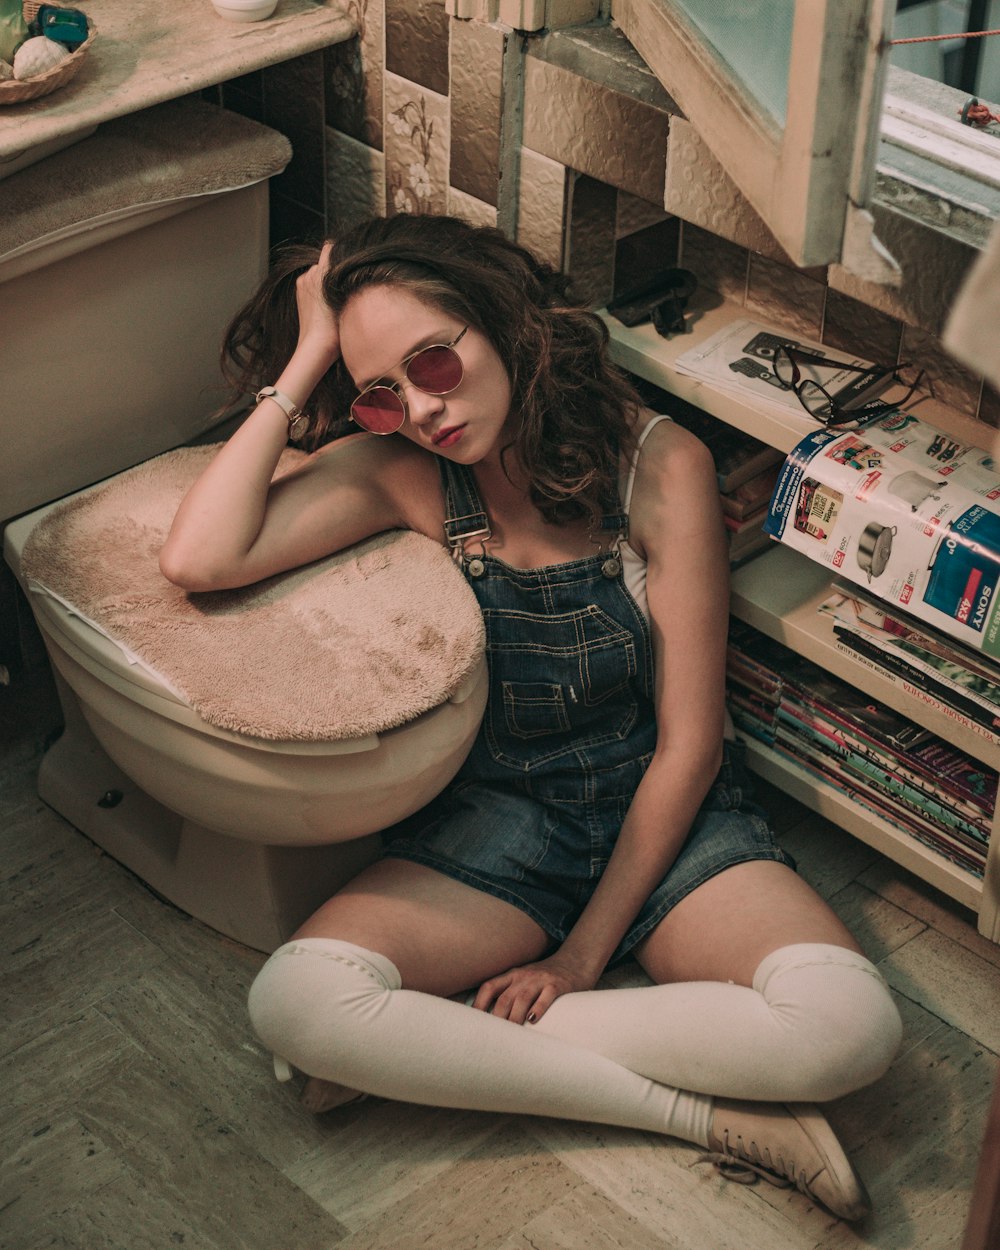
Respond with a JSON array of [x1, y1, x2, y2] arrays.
[[696, 1098, 871, 1222], [300, 1076, 368, 1115]]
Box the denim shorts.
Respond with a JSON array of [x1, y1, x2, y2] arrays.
[[382, 739, 796, 967]]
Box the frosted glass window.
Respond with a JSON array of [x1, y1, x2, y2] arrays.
[[674, 0, 794, 124]]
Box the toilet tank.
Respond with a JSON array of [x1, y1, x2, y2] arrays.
[[0, 99, 292, 523]]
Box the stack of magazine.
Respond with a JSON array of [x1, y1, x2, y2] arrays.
[[819, 583, 1000, 737], [727, 620, 995, 878]]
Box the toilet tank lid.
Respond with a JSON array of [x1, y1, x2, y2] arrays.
[[0, 98, 291, 269]]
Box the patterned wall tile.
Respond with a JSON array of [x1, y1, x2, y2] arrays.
[[517, 147, 568, 271], [679, 222, 749, 305], [746, 254, 825, 342], [830, 204, 979, 339], [900, 324, 983, 420], [262, 52, 327, 216], [448, 186, 498, 228], [616, 191, 667, 239], [565, 173, 617, 308], [386, 0, 450, 96], [664, 117, 792, 265], [326, 128, 386, 232], [823, 289, 903, 368], [449, 16, 505, 207], [325, 0, 384, 151], [384, 75, 450, 216], [522, 55, 668, 205]]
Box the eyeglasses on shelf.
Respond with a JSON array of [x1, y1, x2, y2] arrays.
[[772, 343, 925, 428]]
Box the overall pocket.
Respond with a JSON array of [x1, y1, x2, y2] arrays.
[[484, 604, 639, 770]]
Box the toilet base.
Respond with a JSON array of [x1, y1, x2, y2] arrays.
[[37, 696, 382, 953]]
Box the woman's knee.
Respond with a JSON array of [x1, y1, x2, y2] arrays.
[[755, 943, 903, 1102], [247, 938, 400, 1079]]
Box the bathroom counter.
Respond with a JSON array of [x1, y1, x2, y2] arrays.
[[0, 0, 355, 159]]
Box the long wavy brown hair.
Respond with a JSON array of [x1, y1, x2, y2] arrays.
[[220, 214, 641, 527]]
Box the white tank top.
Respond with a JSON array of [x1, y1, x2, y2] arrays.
[[618, 414, 735, 738], [618, 414, 672, 623]]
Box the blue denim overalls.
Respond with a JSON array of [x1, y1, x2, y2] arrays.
[[382, 458, 792, 964]]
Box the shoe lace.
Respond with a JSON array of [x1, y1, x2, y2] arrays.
[[692, 1129, 817, 1201]]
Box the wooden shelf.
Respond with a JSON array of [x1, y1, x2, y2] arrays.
[[601, 300, 994, 454], [603, 301, 1000, 941], [730, 544, 1000, 762]]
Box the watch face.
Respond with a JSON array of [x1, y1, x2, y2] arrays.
[[288, 414, 309, 442]]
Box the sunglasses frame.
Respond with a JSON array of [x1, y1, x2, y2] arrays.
[[350, 326, 469, 435], [773, 344, 924, 428]]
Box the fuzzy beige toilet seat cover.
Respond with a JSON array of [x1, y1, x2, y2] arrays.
[[20, 445, 486, 742]]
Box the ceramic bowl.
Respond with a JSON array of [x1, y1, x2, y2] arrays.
[[211, 0, 278, 21]]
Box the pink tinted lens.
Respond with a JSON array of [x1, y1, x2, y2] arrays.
[[351, 386, 406, 434], [406, 344, 463, 395]]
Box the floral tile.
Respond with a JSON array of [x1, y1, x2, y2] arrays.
[[384, 74, 449, 217]]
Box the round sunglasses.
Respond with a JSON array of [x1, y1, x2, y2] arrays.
[[350, 326, 468, 434]]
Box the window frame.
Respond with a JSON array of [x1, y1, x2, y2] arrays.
[[610, 0, 897, 271]]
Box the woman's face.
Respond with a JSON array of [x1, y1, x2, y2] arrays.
[[338, 284, 513, 463]]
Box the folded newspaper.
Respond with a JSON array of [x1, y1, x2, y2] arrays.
[[673, 318, 892, 417], [763, 411, 1000, 658]]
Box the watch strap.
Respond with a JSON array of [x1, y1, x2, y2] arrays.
[[255, 386, 309, 440]]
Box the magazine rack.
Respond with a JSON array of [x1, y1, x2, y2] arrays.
[[604, 302, 1000, 945]]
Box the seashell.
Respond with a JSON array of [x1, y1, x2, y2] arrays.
[[12, 36, 72, 81], [0, 60, 13, 82]]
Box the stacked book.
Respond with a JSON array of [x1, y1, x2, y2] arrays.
[[727, 620, 995, 878]]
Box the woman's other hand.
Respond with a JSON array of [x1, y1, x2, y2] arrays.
[[294, 241, 341, 369], [472, 954, 600, 1025]]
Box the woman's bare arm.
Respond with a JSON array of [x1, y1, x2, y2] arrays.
[[159, 245, 420, 591]]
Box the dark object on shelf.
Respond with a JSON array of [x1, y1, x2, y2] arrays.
[[607, 269, 698, 338]]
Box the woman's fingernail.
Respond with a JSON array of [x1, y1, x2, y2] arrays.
[[527, 1012, 537, 1024]]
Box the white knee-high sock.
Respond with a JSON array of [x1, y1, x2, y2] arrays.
[[533, 943, 903, 1102], [247, 938, 713, 1145]]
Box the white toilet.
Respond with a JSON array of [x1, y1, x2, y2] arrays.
[[1, 100, 487, 953]]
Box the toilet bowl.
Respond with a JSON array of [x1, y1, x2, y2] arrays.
[[1, 100, 487, 952]]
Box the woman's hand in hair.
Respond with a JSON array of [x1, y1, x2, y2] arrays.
[[294, 240, 341, 371]]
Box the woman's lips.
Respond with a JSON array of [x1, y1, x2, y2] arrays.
[[433, 424, 465, 448]]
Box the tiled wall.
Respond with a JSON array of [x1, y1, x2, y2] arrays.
[[213, 2, 998, 434]]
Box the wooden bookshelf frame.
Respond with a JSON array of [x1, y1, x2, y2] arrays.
[[603, 299, 1000, 943]]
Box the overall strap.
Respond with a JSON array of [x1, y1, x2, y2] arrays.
[[437, 460, 491, 556]]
